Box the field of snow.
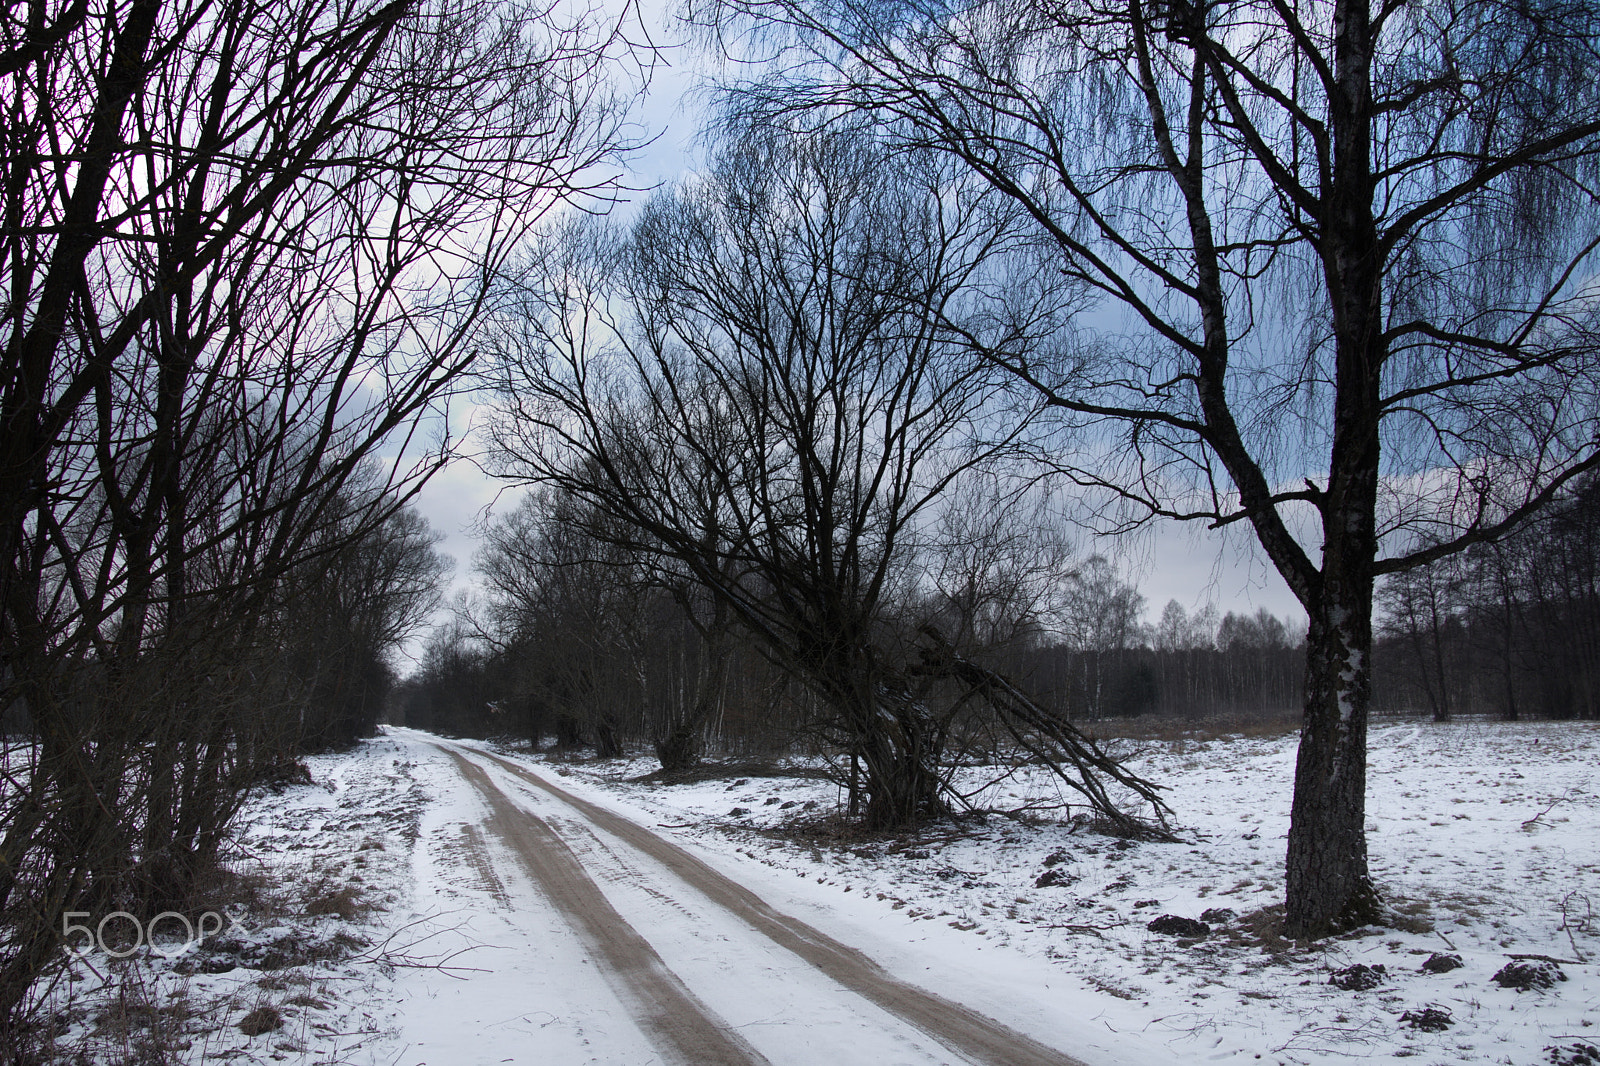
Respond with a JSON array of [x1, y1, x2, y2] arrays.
[[34, 718, 1599, 1066], [530, 719, 1600, 1065]]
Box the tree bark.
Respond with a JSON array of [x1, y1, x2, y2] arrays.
[[654, 607, 730, 773], [1278, 0, 1386, 940], [856, 706, 944, 829], [1286, 581, 1382, 936], [828, 649, 945, 829], [594, 719, 622, 759]]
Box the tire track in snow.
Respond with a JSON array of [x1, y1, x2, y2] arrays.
[[547, 813, 705, 921], [453, 743, 1091, 1066], [441, 748, 769, 1066], [457, 823, 510, 906]]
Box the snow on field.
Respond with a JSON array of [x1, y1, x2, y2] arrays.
[[41, 735, 440, 1063], [505, 720, 1600, 1065], [36, 720, 1599, 1066]]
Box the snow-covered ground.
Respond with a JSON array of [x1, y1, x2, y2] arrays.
[[37, 719, 1599, 1066], [497, 720, 1600, 1065], [39, 735, 435, 1063]]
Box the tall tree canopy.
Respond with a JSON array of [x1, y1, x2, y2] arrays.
[[0, 0, 642, 1028], [694, 0, 1600, 934], [488, 125, 1054, 826]]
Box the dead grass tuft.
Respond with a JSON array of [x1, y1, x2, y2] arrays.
[[71, 973, 197, 1065], [178, 864, 277, 920], [304, 884, 366, 921], [91, 995, 192, 1041], [261, 930, 367, 970], [754, 807, 989, 852], [1215, 904, 1301, 954], [254, 756, 313, 794], [1385, 897, 1436, 934], [237, 1004, 283, 1036]]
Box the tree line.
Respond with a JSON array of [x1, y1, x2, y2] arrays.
[[399, 520, 1311, 751], [0, 0, 639, 1042], [1374, 475, 1600, 722]]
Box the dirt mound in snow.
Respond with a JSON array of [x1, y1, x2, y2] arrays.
[[1493, 959, 1566, 991], [1328, 963, 1386, 991], [1146, 914, 1209, 938]]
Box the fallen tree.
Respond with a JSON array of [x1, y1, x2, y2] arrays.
[[912, 625, 1175, 840]]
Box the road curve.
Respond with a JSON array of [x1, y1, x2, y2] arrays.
[[442, 741, 1092, 1066]]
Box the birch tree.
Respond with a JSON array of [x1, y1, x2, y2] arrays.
[[697, 0, 1600, 934]]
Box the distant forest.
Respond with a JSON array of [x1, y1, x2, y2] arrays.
[[1370, 475, 1600, 722], [395, 471, 1600, 754]]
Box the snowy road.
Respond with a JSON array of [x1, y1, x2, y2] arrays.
[[387, 730, 1108, 1066]]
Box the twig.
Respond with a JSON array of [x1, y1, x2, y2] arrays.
[[1272, 1018, 1389, 1055], [1505, 952, 1583, 965], [373, 946, 492, 978], [997, 801, 1072, 819], [886, 829, 975, 853], [355, 910, 498, 978], [1042, 920, 1127, 937], [913, 627, 1179, 841], [1522, 787, 1585, 830], [1522, 797, 1564, 829], [1560, 891, 1591, 963]]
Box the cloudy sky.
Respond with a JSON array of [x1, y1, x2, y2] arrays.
[[397, 8, 1306, 669]]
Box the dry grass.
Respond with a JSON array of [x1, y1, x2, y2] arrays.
[[236, 1004, 283, 1037], [1213, 904, 1301, 954], [66, 968, 197, 1065], [176, 864, 277, 921], [1384, 897, 1437, 935], [304, 884, 365, 921]]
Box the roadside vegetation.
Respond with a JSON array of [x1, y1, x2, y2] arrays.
[[0, 0, 643, 1046]]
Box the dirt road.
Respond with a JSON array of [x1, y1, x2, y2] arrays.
[[432, 738, 1091, 1066]]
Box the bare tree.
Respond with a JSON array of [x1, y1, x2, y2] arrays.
[[474, 488, 740, 769], [699, 0, 1600, 934], [1152, 599, 1218, 715], [1154, 600, 1218, 654], [1377, 546, 1464, 721], [0, 0, 642, 1031], [277, 481, 451, 750], [1517, 480, 1600, 719], [474, 488, 660, 758], [1058, 556, 1147, 719], [1375, 478, 1600, 721], [489, 121, 1174, 833], [488, 123, 1053, 826], [920, 479, 1078, 662]]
